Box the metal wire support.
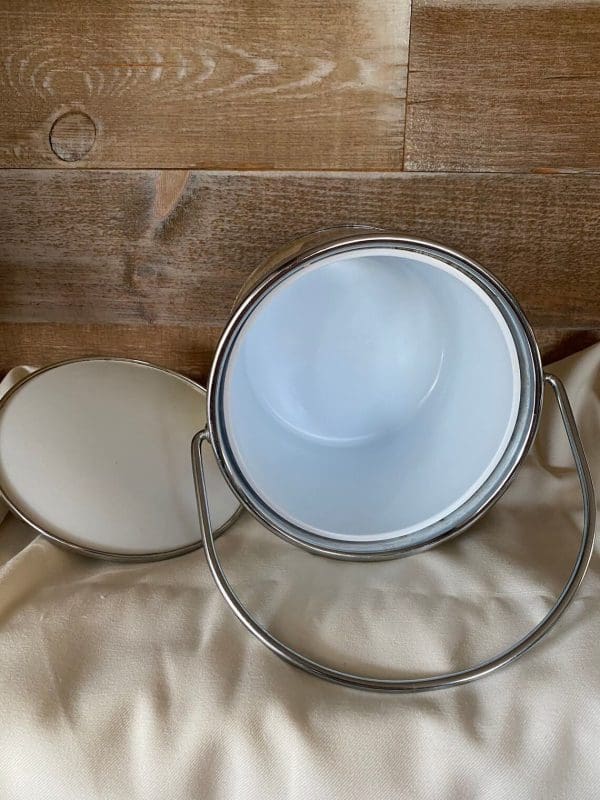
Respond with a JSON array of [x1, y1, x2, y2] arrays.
[[192, 373, 596, 693]]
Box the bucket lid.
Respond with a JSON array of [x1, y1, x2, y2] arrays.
[[0, 358, 240, 560]]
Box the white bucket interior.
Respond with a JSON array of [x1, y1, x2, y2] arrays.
[[224, 247, 521, 542]]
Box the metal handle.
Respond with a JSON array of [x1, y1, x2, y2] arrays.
[[192, 373, 596, 693]]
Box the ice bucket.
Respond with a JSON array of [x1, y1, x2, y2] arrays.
[[193, 228, 596, 692]]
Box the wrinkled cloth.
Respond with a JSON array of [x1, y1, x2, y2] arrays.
[[0, 347, 599, 800]]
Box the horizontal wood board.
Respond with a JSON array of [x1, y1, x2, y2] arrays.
[[0, 0, 408, 170], [1, 169, 599, 377], [405, 1, 600, 172]]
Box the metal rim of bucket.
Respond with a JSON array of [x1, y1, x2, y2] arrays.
[[206, 232, 544, 561]]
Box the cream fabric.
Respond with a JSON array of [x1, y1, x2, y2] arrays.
[[0, 347, 599, 800]]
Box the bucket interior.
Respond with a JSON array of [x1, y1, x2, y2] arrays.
[[223, 246, 521, 542]]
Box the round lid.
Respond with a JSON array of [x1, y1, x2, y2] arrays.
[[0, 359, 241, 560]]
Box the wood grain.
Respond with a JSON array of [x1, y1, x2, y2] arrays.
[[1, 169, 599, 376], [405, 1, 600, 172], [49, 111, 97, 162], [535, 328, 600, 366], [0, 0, 408, 170], [0, 323, 220, 382]]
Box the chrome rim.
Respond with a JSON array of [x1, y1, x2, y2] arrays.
[[207, 234, 543, 560]]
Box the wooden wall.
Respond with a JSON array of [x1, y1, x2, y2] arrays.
[[1, 0, 599, 379]]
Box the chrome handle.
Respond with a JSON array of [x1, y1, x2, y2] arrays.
[[192, 373, 595, 693]]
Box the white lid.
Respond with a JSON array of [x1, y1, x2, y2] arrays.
[[0, 359, 240, 559]]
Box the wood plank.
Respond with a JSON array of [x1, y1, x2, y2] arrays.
[[0, 0, 408, 170], [0, 323, 219, 383], [405, 1, 600, 172], [535, 328, 600, 366], [1, 169, 600, 375]]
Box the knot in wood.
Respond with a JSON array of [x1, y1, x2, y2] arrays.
[[49, 111, 96, 162]]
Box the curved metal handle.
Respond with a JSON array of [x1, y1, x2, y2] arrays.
[[192, 373, 596, 693]]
